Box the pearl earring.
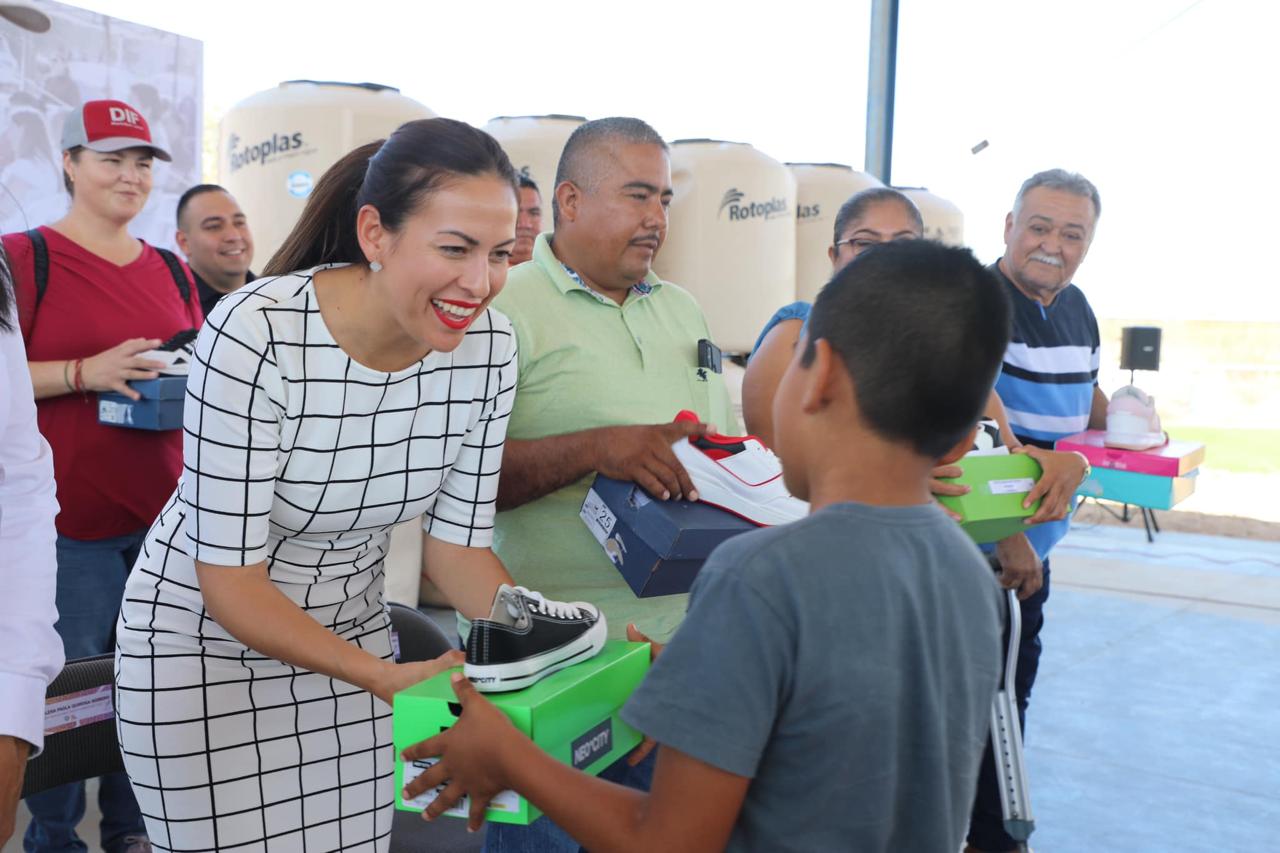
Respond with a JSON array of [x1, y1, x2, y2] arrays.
[[369, 261, 382, 272]]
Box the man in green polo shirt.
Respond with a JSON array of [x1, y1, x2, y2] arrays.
[[491, 117, 738, 656]]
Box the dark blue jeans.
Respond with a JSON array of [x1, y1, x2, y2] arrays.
[[24, 530, 148, 853], [483, 748, 657, 852], [967, 561, 1051, 852]]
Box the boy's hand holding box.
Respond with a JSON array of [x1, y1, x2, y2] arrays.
[[394, 640, 649, 825]]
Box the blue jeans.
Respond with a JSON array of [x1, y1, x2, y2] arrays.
[[24, 530, 148, 853], [483, 748, 657, 852], [967, 560, 1051, 852]]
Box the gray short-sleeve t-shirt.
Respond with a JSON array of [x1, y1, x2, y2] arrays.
[[622, 501, 1003, 852]]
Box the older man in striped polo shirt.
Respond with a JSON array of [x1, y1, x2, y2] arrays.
[[967, 169, 1108, 853]]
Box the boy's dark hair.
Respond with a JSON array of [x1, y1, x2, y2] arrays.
[[517, 174, 539, 194], [802, 240, 1011, 458], [176, 183, 229, 228]]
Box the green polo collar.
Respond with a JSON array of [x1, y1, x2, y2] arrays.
[[531, 232, 663, 304]]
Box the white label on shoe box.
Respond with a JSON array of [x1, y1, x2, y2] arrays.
[[988, 478, 1035, 495], [402, 758, 520, 815], [98, 399, 134, 425], [580, 488, 617, 546]]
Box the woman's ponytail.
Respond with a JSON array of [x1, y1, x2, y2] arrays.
[[263, 140, 381, 276]]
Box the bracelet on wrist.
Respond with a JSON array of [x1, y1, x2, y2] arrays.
[[1072, 451, 1092, 485], [63, 359, 74, 392], [73, 358, 86, 396]]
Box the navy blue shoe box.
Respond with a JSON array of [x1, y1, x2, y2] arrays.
[[580, 474, 755, 597], [97, 376, 186, 430]]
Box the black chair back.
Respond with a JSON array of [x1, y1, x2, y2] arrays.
[[385, 602, 482, 851], [388, 601, 455, 663], [21, 653, 123, 799]]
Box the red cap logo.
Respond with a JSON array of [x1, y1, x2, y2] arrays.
[[83, 100, 152, 145]]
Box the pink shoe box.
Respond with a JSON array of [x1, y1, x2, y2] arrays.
[[1055, 430, 1205, 478]]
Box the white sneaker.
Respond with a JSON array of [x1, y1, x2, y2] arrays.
[[140, 329, 198, 377], [968, 417, 1007, 456], [669, 410, 808, 527], [464, 585, 607, 693], [1105, 385, 1167, 450]]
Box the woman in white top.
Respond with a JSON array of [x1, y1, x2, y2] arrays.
[[115, 118, 525, 852], [0, 247, 64, 848]]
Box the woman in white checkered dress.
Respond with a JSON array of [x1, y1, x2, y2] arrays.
[[115, 119, 524, 852]]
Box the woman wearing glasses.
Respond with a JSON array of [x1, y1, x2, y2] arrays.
[[742, 187, 924, 447], [741, 186, 1088, 587]]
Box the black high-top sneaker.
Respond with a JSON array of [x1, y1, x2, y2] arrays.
[[140, 328, 198, 376], [465, 585, 607, 693]]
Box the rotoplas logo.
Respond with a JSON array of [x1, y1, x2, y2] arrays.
[[718, 187, 790, 221], [227, 131, 306, 172]]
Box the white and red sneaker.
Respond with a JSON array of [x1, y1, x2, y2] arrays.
[[1105, 385, 1167, 450], [670, 410, 808, 527]]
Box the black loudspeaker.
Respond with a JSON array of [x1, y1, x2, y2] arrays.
[[1120, 326, 1162, 372]]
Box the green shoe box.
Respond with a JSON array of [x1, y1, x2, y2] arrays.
[[935, 452, 1044, 544], [393, 640, 650, 824]]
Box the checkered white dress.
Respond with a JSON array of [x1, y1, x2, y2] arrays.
[[115, 268, 516, 852]]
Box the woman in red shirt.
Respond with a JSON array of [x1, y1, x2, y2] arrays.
[[1, 99, 199, 853]]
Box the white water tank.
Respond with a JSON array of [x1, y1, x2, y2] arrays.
[[898, 187, 964, 247], [787, 163, 883, 302], [219, 80, 435, 265], [482, 115, 586, 212], [654, 139, 796, 355]]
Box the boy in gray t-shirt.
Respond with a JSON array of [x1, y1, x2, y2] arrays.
[[403, 241, 1010, 852]]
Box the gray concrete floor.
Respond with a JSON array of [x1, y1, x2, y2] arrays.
[[9, 521, 1280, 852], [1025, 522, 1280, 851]]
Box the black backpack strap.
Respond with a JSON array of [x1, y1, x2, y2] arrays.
[[25, 228, 49, 310], [154, 247, 191, 304]]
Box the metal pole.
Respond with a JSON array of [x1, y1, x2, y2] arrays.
[[865, 0, 899, 183]]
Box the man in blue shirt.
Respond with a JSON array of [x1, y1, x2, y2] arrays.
[[968, 169, 1108, 853]]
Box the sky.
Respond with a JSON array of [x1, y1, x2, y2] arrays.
[[48, 0, 1280, 322]]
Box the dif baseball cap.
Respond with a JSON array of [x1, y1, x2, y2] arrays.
[[61, 99, 172, 162]]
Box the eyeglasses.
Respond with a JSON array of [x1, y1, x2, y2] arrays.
[[833, 234, 917, 253], [833, 237, 882, 253]]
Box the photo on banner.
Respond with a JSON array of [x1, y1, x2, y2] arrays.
[[0, 0, 202, 249]]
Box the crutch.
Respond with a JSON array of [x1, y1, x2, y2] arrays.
[[990, 587, 1034, 851]]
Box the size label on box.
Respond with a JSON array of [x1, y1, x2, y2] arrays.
[[580, 489, 617, 546], [988, 478, 1035, 495], [402, 758, 520, 816], [45, 684, 114, 735]]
